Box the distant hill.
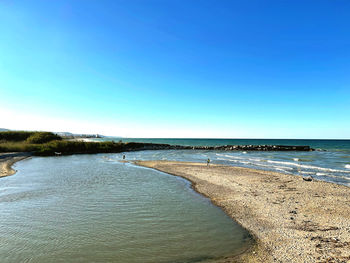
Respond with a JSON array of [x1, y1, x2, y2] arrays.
[[55, 132, 105, 138], [0, 129, 105, 138], [55, 132, 74, 137]]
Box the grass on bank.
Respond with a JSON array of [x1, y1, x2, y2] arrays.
[[0, 131, 126, 156], [0, 131, 61, 143]]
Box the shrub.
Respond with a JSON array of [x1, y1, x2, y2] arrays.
[[0, 141, 39, 152], [35, 140, 124, 156], [0, 131, 35, 142], [26, 132, 62, 144]]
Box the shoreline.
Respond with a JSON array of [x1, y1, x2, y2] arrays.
[[135, 160, 350, 263], [0, 153, 32, 177]]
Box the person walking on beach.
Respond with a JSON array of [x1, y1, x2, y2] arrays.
[[207, 158, 210, 167]]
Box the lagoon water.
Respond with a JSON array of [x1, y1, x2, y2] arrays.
[[0, 155, 251, 263]]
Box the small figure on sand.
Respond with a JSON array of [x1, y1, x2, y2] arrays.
[[122, 155, 126, 160], [207, 158, 210, 167]]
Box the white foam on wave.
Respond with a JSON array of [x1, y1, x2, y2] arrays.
[[253, 162, 272, 168], [315, 173, 350, 181], [218, 157, 295, 173], [274, 168, 293, 174], [220, 156, 245, 163], [267, 160, 350, 174], [216, 154, 246, 161], [216, 158, 240, 163], [216, 153, 350, 178], [300, 171, 315, 175], [217, 158, 255, 167], [275, 168, 286, 172], [220, 155, 266, 165], [274, 165, 294, 171], [102, 156, 117, 162]]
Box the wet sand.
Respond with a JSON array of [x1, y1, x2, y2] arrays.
[[0, 153, 31, 177], [135, 160, 350, 263]]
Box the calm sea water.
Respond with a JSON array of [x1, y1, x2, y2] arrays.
[[0, 155, 251, 263], [96, 138, 350, 186]]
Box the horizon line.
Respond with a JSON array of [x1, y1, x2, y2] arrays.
[[117, 137, 350, 140]]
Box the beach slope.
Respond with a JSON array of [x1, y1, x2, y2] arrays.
[[135, 160, 350, 263]]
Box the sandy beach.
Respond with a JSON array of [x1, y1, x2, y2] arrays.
[[0, 153, 31, 178], [135, 160, 350, 263]]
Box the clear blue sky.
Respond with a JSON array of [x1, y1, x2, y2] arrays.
[[1, 0, 349, 138]]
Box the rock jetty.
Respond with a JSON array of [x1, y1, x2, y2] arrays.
[[124, 142, 314, 152]]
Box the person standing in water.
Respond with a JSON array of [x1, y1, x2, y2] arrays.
[[207, 158, 210, 167], [123, 155, 126, 160]]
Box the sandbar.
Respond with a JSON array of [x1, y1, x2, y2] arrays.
[[0, 153, 31, 177], [135, 160, 350, 263]]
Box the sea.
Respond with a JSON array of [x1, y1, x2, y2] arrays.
[[97, 138, 350, 187]]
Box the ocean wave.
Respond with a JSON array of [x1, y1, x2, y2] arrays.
[[216, 154, 246, 160], [253, 162, 273, 168], [216, 153, 350, 175], [102, 156, 117, 162], [292, 158, 313, 162], [299, 171, 315, 175], [218, 158, 296, 172], [274, 165, 294, 170], [266, 160, 350, 174], [216, 154, 241, 158], [315, 173, 350, 181], [218, 157, 350, 181], [216, 158, 240, 163], [216, 154, 264, 163], [275, 168, 286, 172]]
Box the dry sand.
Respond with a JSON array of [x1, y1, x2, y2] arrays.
[[135, 160, 350, 263]]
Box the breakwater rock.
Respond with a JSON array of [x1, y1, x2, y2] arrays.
[[32, 142, 314, 156], [124, 143, 314, 152]]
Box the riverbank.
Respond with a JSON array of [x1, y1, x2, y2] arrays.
[[135, 160, 350, 263], [0, 153, 32, 177]]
